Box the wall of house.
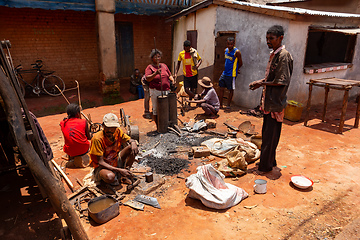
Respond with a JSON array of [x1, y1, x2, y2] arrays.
[[215, 6, 360, 108], [0, 7, 99, 90], [172, 5, 217, 81], [114, 14, 173, 74]]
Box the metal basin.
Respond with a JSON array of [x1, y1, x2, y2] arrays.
[[88, 195, 119, 224]]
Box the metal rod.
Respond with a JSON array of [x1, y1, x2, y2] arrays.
[[55, 84, 94, 125], [154, 37, 163, 97]]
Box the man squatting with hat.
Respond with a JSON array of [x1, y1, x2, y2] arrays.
[[174, 40, 202, 101], [249, 25, 293, 173], [186, 77, 220, 117], [90, 113, 139, 185]]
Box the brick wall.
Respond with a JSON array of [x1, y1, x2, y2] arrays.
[[114, 14, 173, 75], [0, 7, 99, 90], [0, 7, 174, 92]]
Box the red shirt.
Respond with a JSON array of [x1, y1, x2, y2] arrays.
[[145, 63, 171, 91], [60, 118, 90, 157]]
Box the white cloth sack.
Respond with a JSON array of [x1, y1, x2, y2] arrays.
[[186, 164, 248, 209], [201, 138, 260, 160]]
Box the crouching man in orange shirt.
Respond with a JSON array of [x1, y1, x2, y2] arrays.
[[90, 113, 139, 185]]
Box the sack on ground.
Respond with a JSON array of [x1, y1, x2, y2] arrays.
[[226, 150, 247, 170], [217, 159, 246, 177], [186, 164, 248, 209]]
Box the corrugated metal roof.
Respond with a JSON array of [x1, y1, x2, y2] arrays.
[[227, 0, 360, 18], [310, 27, 360, 35], [167, 0, 360, 21]]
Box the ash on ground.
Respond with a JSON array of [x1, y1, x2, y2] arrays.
[[137, 132, 214, 175]]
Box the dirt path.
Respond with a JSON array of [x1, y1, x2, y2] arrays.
[[37, 98, 360, 240]]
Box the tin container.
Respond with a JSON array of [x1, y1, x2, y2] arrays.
[[88, 195, 119, 224]]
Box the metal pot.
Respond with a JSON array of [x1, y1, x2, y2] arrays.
[[88, 195, 119, 224]]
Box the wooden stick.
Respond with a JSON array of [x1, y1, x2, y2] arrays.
[[75, 80, 82, 110], [51, 159, 74, 189], [76, 177, 83, 187]]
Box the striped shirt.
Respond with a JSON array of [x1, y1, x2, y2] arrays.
[[177, 48, 201, 77]]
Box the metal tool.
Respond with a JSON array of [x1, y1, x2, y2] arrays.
[[126, 179, 141, 192], [224, 123, 239, 131], [120, 108, 139, 141], [124, 200, 144, 211], [134, 194, 161, 209]]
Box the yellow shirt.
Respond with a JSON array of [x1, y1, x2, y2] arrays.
[[177, 48, 201, 77], [90, 128, 130, 168]]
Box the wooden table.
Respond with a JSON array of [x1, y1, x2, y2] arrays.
[[304, 77, 360, 134]]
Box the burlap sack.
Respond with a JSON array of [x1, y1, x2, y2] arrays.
[[226, 150, 247, 171]]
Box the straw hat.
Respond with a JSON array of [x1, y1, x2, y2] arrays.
[[198, 77, 213, 88]]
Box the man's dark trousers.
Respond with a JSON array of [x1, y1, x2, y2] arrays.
[[258, 113, 282, 172]]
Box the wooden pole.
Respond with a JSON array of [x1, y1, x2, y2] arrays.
[[338, 89, 349, 134], [0, 69, 89, 240], [355, 93, 360, 128], [51, 159, 74, 190], [304, 82, 313, 127], [322, 85, 329, 122]]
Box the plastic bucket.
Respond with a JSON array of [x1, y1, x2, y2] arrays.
[[284, 100, 304, 122]]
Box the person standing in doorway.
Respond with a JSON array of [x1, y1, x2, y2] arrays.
[[174, 40, 202, 100], [218, 37, 243, 109], [249, 25, 293, 173]]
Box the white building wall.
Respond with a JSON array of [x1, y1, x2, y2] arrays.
[[172, 5, 217, 75], [215, 6, 360, 108]]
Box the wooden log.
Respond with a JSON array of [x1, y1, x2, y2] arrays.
[[0, 67, 88, 240]]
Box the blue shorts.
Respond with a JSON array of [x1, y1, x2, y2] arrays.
[[219, 74, 236, 90]]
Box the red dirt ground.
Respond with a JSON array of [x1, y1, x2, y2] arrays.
[[2, 90, 360, 240]]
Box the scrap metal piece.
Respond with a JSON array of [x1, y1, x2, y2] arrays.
[[224, 123, 239, 131], [124, 200, 144, 211], [134, 195, 161, 209]]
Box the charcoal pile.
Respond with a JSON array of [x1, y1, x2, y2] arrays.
[[142, 157, 190, 175], [138, 132, 215, 175]]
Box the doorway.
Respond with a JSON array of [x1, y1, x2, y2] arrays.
[[115, 22, 134, 78]]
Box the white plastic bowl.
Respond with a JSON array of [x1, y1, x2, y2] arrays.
[[291, 175, 313, 189]]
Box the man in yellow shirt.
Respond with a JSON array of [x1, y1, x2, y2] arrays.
[[90, 113, 139, 185], [174, 40, 202, 100]]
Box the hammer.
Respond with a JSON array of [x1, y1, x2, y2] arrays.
[[126, 179, 140, 192]]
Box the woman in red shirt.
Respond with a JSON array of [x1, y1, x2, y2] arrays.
[[60, 104, 91, 165], [145, 49, 175, 127]]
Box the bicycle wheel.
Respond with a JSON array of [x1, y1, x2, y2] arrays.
[[42, 75, 65, 96]]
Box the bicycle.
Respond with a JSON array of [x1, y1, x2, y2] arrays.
[[15, 60, 65, 97]]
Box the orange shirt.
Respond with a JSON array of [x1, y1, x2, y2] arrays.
[[89, 128, 130, 168]]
